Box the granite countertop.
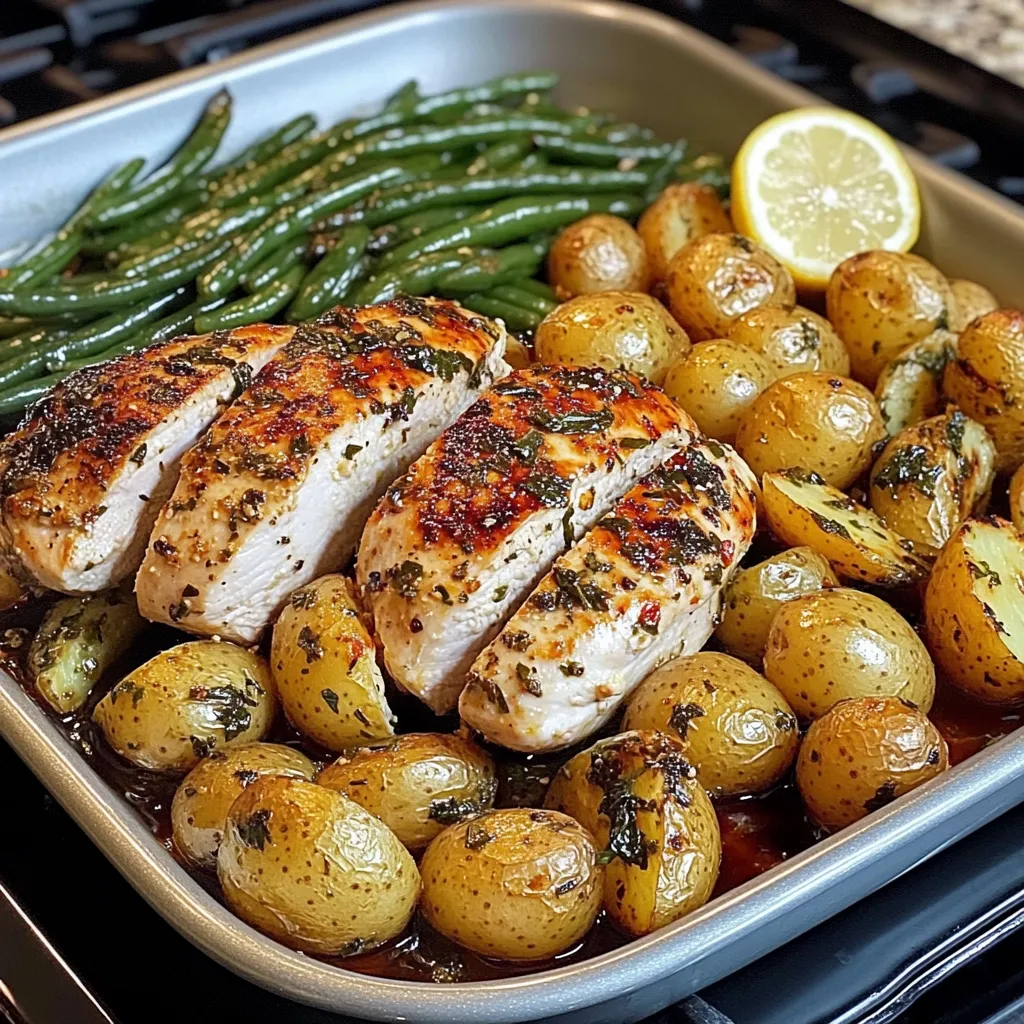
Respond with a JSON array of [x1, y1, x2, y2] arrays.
[[844, 0, 1024, 85]]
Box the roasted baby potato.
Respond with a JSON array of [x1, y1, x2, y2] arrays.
[[171, 742, 315, 870], [715, 546, 839, 664], [29, 586, 145, 714], [762, 469, 931, 587], [317, 731, 497, 851], [93, 641, 275, 772], [869, 410, 996, 555], [0, 569, 24, 612], [826, 251, 956, 387], [548, 214, 651, 297], [734, 372, 886, 489], [923, 517, 1024, 703], [1011, 463, 1024, 533], [533, 291, 689, 384], [661, 340, 774, 443], [504, 336, 532, 370], [949, 278, 998, 333], [545, 731, 721, 937], [271, 574, 394, 752], [637, 182, 733, 286], [218, 776, 419, 955], [622, 653, 798, 797], [874, 329, 956, 436], [725, 304, 850, 379], [764, 587, 935, 720], [943, 309, 1024, 473], [796, 696, 948, 832], [665, 233, 796, 341], [419, 808, 602, 959]]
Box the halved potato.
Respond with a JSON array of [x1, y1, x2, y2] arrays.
[[949, 279, 998, 333], [1011, 463, 1024, 533], [923, 517, 1024, 703], [762, 469, 931, 587], [875, 329, 957, 436]]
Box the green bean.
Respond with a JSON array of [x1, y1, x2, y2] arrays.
[[85, 191, 210, 258], [598, 122, 658, 144], [643, 138, 689, 205], [365, 223, 402, 256], [676, 152, 730, 197], [241, 241, 307, 294], [0, 317, 34, 339], [532, 134, 675, 167], [507, 277, 557, 302], [351, 249, 483, 307], [434, 238, 549, 295], [389, 205, 481, 247], [0, 373, 73, 417], [194, 265, 305, 333], [288, 224, 370, 322], [384, 80, 420, 112], [514, 151, 547, 172], [379, 193, 644, 268], [217, 114, 317, 174], [462, 292, 542, 332], [488, 283, 556, 317], [0, 325, 76, 364], [114, 295, 231, 351], [467, 138, 532, 176], [91, 90, 233, 226]]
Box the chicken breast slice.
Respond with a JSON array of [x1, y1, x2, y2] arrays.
[[0, 325, 290, 594], [460, 439, 758, 751], [136, 297, 507, 643], [357, 365, 698, 714]]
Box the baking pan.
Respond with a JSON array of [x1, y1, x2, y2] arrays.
[[1, 1, 1024, 1021]]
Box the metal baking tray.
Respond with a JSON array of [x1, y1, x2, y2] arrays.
[[1, 1, 1024, 1021]]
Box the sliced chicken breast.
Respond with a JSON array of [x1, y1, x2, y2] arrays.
[[357, 365, 697, 714], [137, 297, 506, 644], [460, 439, 758, 751], [0, 326, 289, 594]]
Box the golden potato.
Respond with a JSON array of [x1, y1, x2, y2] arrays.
[[504, 336, 532, 370], [874, 329, 956, 436], [764, 587, 935, 720], [218, 776, 419, 955], [637, 183, 733, 285], [943, 309, 1024, 473], [761, 469, 931, 587], [665, 232, 796, 341], [725, 304, 850, 379], [93, 641, 275, 773], [734, 372, 886, 489], [661, 340, 773, 443], [171, 742, 315, 869], [317, 732, 496, 851], [533, 291, 689, 384], [545, 731, 720, 937], [869, 410, 996, 555], [419, 808, 602, 959], [826, 251, 956, 387], [923, 517, 1024, 703], [622, 653, 798, 797], [271, 574, 393, 752], [715, 546, 839, 663], [547, 214, 650, 297], [796, 696, 948, 832], [1011, 463, 1024, 533], [949, 278, 998, 333]]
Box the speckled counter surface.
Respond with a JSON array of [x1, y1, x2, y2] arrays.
[[844, 0, 1024, 85]]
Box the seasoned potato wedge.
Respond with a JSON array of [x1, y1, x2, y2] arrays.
[[622, 653, 798, 797], [762, 470, 931, 587], [271, 574, 393, 752], [869, 410, 996, 555], [764, 588, 935, 720], [715, 546, 839, 663], [30, 586, 145, 714], [420, 808, 602, 959], [1011, 463, 1024, 533], [725, 304, 850, 379], [218, 776, 419, 955], [545, 731, 720, 938], [949, 279, 998, 333], [548, 214, 650, 297], [797, 696, 948, 832], [93, 641, 275, 772], [318, 732, 497, 851], [923, 517, 1024, 703], [874, 329, 956, 436]]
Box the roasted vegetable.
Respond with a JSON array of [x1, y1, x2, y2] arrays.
[[874, 329, 956, 436], [725, 304, 850, 379], [949, 278, 998, 333], [547, 213, 650, 296], [1011, 463, 1024, 533]]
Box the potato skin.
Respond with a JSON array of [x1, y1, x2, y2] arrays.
[[665, 233, 796, 341], [93, 641, 275, 772], [1011, 463, 1024, 533], [764, 587, 935, 721], [661, 340, 773, 443], [943, 309, 1024, 473], [622, 653, 798, 797], [548, 214, 650, 297], [218, 776, 419, 955], [874, 329, 956, 436], [826, 251, 955, 387], [734, 372, 886, 488], [317, 732, 497, 851], [533, 291, 689, 384], [637, 183, 732, 285], [419, 808, 602, 959], [796, 696, 948, 832], [715, 546, 839, 664], [171, 742, 315, 870], [271, 574, 393, 752], [949, 278, 998, 333], [725, 304, 850, 379], [545, 731, 720, 937]]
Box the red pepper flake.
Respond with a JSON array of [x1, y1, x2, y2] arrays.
[[720, 539, 735, 567], [638, 601, 661, 636]]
